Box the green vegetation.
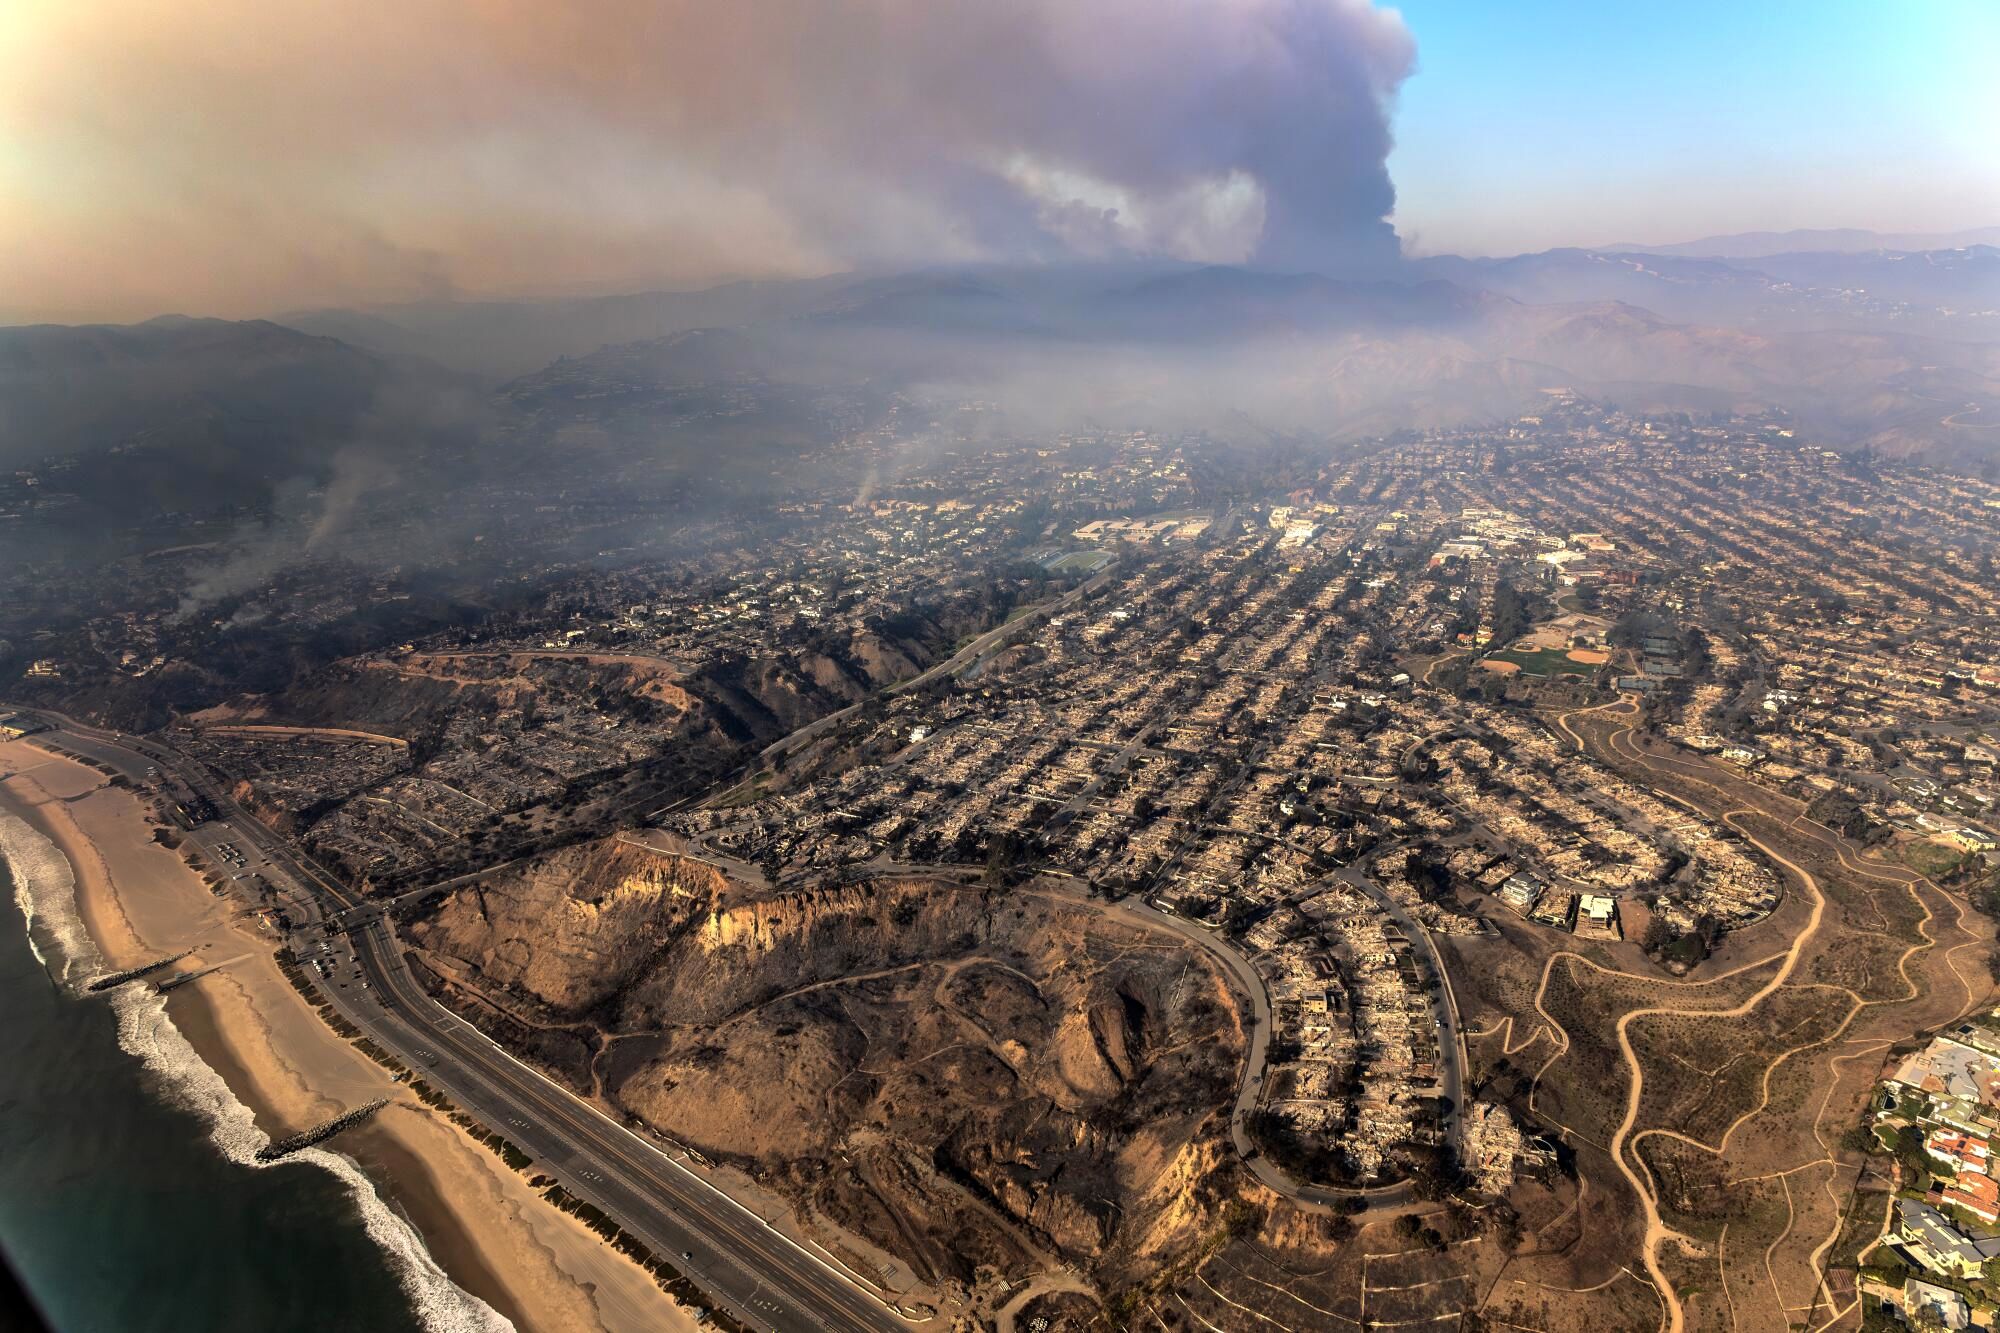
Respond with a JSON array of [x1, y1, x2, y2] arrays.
[[710, 773, 771, 809], [408, 1079, 534, 1171], [1489, 578, 1536, 649], [1483, 646, 1592, 677], [1857, 1249, 1910, 1286], [1045, 549, 1112, 575], [1901, 839, 1973, 881], [539, 1184, 750, 1332], [1809, 789, 1888, 844], [1609, 608, 1673, 649]]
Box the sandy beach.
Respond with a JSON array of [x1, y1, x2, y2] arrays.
[[0, 739, 701, 1333]]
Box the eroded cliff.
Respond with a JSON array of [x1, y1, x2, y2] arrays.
[[407, 844, 1247, 1291]]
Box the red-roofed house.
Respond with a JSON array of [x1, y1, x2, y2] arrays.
[[1927, 1128, 1993, 1175], [1943, 1170, 2000, 1225]]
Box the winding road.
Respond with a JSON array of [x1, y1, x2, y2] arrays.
[[1089, 881, 1457, 1216]]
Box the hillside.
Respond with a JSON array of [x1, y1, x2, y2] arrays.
[[0, 315, 485, 529], [12, 251, 2000, 535], [408, 848, 1248, 1294], [498, 273, 2000, 464]]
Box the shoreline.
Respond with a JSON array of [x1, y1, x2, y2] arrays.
[[163, 981, 534, 1332], [0, 739, 702, 1333]]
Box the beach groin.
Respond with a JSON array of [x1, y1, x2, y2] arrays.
[[256, 1097, 392, 1162], [156, 963, 225, 993], [86, 949, 194, 992], [2, 747, 535, 1332]]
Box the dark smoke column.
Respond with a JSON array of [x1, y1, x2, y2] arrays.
[[1241, 0, 1413, 275], [722, 0, 1421, 278]]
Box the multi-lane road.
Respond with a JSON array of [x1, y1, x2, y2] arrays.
[[743, 558, 1122, 774], [10, 706, 919, 1333]]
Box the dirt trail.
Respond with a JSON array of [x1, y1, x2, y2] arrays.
[[193, 723, 410, 748], [992, 1271, 1095, 1332], [1541, 703, 1963, 1333], [1604, 813, 1827, 1333]]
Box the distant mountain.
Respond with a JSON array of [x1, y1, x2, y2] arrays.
[[476, 261, 2000, 467], [274, 226, 2000, 386], [279, 277, 863, 383], [1413, 249, 1786, 327], [1736, 245, 2000, 311], [275, 261, 1514, 380], [0, 316, 387, 472], [1607, 225, 2000, 259], [802, 273, 1057, 338], [1476, 300, 2000, 464], [0, 315, 480, 525], [1087, 268, 1502, 339], [13, 255, 2000, 539], [1414, 244, 2000, 343], [504, 327, 777, 397]]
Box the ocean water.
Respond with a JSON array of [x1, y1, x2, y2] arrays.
[[0, 811, 510, 1333]]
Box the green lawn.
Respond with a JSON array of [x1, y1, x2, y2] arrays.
[[1900, 838, 1971, 880], [1045, 550, 1114, 575], [1484, 646, 1595, 677]]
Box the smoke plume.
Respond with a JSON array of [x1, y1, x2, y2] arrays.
[[170, 447, 397, 623], [2, 1, 1416, 319]]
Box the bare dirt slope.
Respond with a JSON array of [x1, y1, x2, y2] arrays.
[[409, 848, 1248, 1292]]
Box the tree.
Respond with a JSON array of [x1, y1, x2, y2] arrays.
[[1893, 1124, 1933, 1187], [1609, 609, 1665, 650], [1223, 1201, 1264, 1240], [1641, 915, 1673, 955], [1489, 579, 1534, 649], [1432, 656, 1471, 697], [1398, 1140, 1467, 1202], [980, 832, 1024, 880], [1404, 848, 1453, 903]]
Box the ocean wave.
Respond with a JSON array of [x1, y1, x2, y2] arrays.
[[0, 811, 514, 1333], [0, 810, 98, 985], [108, 981, 515, 1333]]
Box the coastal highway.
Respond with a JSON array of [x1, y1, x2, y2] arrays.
[[9, 708, 916, 1333], [340, 910, 913, 1333]]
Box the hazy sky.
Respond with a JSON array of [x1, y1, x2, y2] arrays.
[[1389, 0, 2000, 255], [1, 0, 1994, 322]]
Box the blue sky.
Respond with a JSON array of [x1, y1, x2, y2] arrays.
[[1387, 0, 2000, 254]]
